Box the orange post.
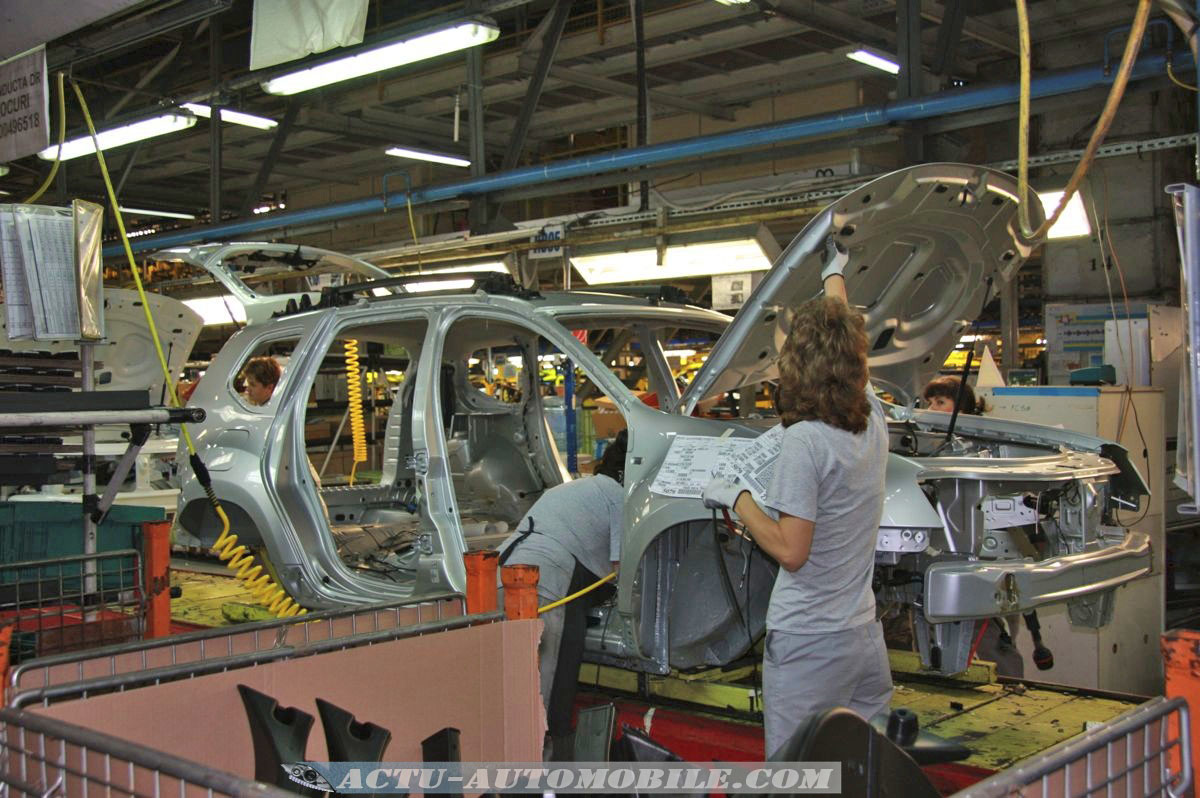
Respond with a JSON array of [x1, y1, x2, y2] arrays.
[[501, 564, 540, 620], [0, 620, 12, 697], [143, 521, 172, 639], [1162, 629, 1200, 783], [463, 550, 499, 614]]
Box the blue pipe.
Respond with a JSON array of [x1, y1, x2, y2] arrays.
[[109, 50, 1195, 256]]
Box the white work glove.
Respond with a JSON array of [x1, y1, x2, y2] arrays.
[[702, 477, 747, 511], [820, 236, 849, 282]]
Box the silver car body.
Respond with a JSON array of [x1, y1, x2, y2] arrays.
[[174, 164, 1151, 676]]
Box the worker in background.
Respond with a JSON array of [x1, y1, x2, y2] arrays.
[[496, 430, 628, 761], [241, 356, 281, 406], [702, 244, 892, 758], [921, 375, 1053, 678], [922, 374, 988, 415]]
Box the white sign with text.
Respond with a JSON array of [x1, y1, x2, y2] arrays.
[[0, 46, 48, 162]]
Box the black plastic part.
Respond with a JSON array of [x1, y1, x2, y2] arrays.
[[771, 708, 941, 798], [315, 698, 392, 761], [615, 725, 683, 762], [315, 699, 391, 798], [873, 709, 970, 765], [236, 684, 314, 794], [1024, 610, 1055, 670], [422, 727, 462, 762], [189, 453, 212, 488], [422, 728, 462, 798]]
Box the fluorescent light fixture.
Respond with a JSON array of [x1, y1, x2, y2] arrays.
[[262, 20, 500, 96], [181, 103, 277, 130], [118, 206, 196, 220], [571, 237, 774, 285], [846, 48, 901, 75], [38, 111, 197, 161], [183, 295, 248, 326], [0, 163, 9, 176], [252, 202, 286, 214], [386, 146, 470, 167], [405, 278, 476, 293], [1038, 190, 1092, 239], [663, 349, 697, 358]]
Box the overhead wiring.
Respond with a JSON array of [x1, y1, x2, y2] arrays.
[[69, 79, 305, 617], [1015, 0, 1153, 244]]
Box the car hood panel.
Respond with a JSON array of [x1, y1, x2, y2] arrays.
[[680, 163, 1042, 412]]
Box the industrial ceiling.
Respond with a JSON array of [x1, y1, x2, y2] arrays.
[[0, 0, 1186, 265]]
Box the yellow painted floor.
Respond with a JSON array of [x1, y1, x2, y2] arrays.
[[170, 564, 259, 628]]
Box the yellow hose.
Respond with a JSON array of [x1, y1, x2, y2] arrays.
[[343, 339, 368, 485], [1014, 0, 1152, 244], [538, 571, 616, 614], [70, 80, 306, 618], [22, 72, 65, 204]]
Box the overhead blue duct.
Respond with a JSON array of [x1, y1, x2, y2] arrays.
[[108, 50, 1193, 256]]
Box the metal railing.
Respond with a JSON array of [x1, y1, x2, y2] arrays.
[[954, 696, 1191, 797], [7, 595, 485, 709], [0, 706, 296, 798], [0, 550, 144, 667]]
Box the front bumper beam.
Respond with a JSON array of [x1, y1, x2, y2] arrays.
[[922, 532, 1152, 623]]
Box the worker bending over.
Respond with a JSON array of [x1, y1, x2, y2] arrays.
[[703, 248, 892, 758], [496, 431, 628, 759]]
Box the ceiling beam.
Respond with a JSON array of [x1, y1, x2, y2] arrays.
[[549, 65, 736, 121]]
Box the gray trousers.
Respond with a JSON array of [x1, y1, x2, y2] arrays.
[[763, 622, 893, 759]]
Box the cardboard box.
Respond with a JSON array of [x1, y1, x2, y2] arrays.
[[592, 411, 626, 440]]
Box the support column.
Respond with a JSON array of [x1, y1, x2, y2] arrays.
[[467, 36, 487, 232], [209, 15, 223, 223], [1000, 274, 1021, 375], [896, 0, 924, 163]]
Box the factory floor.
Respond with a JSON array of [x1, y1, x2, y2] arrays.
[[169, 556, 263, 628]]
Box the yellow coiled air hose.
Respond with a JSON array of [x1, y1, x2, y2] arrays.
[[69, 80, 306, 618], [343, 339, 369, 486]]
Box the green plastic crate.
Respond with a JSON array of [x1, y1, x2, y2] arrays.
[[0, 502, 165, 590]]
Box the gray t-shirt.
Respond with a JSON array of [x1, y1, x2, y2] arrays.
[[762, 394, 887, 634], [496, 474, 624, 598]]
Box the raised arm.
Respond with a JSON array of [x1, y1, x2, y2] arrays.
[[821, 236, 848, 304]]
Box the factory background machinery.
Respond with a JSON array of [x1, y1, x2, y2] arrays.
[[0, 0, 1199, 794]]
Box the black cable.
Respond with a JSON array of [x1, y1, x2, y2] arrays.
[[712, 509, 752, 644], [943, 276, 993, 446]]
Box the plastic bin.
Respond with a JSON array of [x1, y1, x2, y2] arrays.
[[0, 502, 164, 590]]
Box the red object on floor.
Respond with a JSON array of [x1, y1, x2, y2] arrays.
[[576, 692, 994, 796]]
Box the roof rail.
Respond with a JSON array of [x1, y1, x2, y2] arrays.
[[585, 285, 692, 306], [274, 272, 542, 317]]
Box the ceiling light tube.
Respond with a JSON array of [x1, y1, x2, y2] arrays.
[[846, 48, 901, 75], [38, 111, 197, 161], [182, 103, 278, 130], [261, 20, 500, 96], [571, 237, 775, 285], [118, 206, 197, 220], [385, 146, 471, 167]]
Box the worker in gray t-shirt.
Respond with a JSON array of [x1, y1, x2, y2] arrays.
[[496, 431, 627, 759], [703, 253, 892, 758]]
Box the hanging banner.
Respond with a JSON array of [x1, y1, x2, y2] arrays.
[[0, 45, 48, 162]]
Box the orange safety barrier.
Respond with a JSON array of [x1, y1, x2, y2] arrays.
[[0, 619, 12, 693], [142, 521, 172, 639], [501, 564, 540, 620], [464, 551, 499, 614], [1162, 629, 1200, 780]]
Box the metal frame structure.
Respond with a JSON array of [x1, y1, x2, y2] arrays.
[[1, 550, 144, 665]]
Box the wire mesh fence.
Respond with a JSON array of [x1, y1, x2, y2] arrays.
[[0, 550, 144, 666], [0, 706, 295, 798], [7, 594, 469, 708], [954, 696, 1191, 797]]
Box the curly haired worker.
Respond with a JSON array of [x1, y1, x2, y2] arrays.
[[703, 247, 892, 758]]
